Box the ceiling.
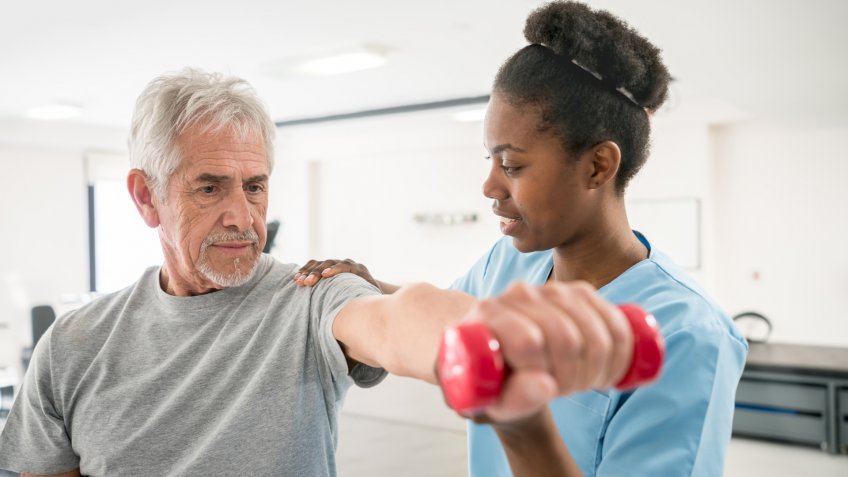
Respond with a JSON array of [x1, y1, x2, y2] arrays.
[[1, 0, 847, 140]]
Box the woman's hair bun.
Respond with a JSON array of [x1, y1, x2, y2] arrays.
[[523, 1, 670, 110]]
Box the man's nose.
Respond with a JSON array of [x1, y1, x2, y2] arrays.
[[222, 189, 254, 231]]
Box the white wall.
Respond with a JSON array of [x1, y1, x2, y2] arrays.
[[712, 123, 848, 346], [271, 107, 499, 287], [0, 122, 126, 377], [1, 109, 846, 381], [627, 119, 715, 290], [275, 110, 720, 290], [0, 144, 90, 373]]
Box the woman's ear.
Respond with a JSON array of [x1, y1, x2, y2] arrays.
[[586, 141, 622, 189], [127, 169, 161, 228]]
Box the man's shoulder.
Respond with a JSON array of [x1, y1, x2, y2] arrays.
[[50, 279, 144, 349], [250, 254, 299, 288], [237, 256, 378, 315], [260, 254, 296, 273], [309, 272, 381, 300]]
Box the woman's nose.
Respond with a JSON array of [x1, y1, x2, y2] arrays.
[[482, 163, 508, 200]]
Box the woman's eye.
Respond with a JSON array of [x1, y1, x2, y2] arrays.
[[501, 165, 521, 175]]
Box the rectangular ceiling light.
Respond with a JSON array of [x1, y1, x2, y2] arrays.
[[24, 103, 82, 120], [294, 50, 387, 76]]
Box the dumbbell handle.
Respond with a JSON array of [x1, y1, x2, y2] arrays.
[[436, 303, 664, 414]]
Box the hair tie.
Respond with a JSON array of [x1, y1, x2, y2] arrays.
[[569, 58, 642, 108], [538, 44, 649, 118]]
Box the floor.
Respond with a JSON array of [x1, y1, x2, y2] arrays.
[[336, 416, 848, 477], [2, 377, 847, 476], [335, 376, 848, 476]]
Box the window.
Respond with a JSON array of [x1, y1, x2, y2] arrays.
[[87, 152, 162, 294]]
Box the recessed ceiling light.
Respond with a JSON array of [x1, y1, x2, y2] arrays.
[[294, 50, 387, 76], [24, 103, 82, 120], [262, 45, 389, 78], [451, 108, 487, 122]]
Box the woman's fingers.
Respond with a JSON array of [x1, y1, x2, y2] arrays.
[[470, 297, 549, 372], [459, 296, 558, 422], [295, 259, 345, 285], [489, 283, 584, 395], [486, 370, 557, 422], [466, 280, 635, 423], [574, 285, 633, 388], [538, 282, 615, 390], [294, 259, 377, 288]]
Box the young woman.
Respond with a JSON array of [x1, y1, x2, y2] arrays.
[[296, 2, 747, 475]]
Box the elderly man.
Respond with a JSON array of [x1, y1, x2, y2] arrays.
[[0, 69, 633, 476]]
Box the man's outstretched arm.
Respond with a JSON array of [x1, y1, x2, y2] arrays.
[[333, 279, 633, 421], [333, 282, 473, 384]]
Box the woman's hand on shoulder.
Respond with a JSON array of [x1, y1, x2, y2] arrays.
[[294, 258, 379, 289]]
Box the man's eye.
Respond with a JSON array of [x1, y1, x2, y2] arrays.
[[246, 184, 265, 193], [200, 185, 217, 194]]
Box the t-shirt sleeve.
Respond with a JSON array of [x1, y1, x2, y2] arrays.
[[596, 321, 747, 476], [308, 272, 386, 398], [0, 327, 80, 475]]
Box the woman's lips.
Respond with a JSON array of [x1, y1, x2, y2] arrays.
[[498, 215, 521, 235]]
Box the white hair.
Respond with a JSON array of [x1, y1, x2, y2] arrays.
[[128, 68, 276, 199]]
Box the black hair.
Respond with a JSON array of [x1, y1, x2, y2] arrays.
[[494, 1, 671, 192]]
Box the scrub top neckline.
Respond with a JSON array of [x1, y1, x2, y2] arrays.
[[542, 230, 655, 293]]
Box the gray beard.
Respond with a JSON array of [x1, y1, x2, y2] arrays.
[[196, 229, 261, 287], [198, 254, 260, 287]]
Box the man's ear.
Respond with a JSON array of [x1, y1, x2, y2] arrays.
[[127, 169, 161, 228], [585, 141, 622, 190]]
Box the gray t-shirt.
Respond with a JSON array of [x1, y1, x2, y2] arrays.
[[0, 255, 385, 476]]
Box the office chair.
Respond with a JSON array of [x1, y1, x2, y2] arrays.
[[31, 305, 56, 347], [264, 220, 280, 253], [20, 305, 56, 371]]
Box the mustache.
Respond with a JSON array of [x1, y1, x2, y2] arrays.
[[201, 229, 260, 248]]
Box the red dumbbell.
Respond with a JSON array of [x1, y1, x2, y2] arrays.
[[436, 303, 664, 414]]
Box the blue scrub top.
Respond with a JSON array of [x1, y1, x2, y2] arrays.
[[451, 232, 747, 477]]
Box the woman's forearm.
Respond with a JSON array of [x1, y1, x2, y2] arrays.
[[494, 407, 584, 477]]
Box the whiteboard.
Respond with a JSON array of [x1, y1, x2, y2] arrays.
[[626, 198, 700, 270]]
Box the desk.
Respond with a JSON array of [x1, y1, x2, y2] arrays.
[[733, 342, 848, 455]]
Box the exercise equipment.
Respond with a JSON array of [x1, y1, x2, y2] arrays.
[[437, 303, 664, 414]]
